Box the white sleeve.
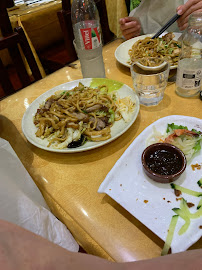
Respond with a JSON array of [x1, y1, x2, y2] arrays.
[[129, 0, 184, 34]]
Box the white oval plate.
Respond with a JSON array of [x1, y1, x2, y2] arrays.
[[115, 32, 182, 69], [22, 78, 140, 153]]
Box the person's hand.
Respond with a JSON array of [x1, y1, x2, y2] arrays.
[[177, 0, 202, 30], [119, 17, 141, 40]]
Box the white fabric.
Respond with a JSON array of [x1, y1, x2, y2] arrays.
[[129, 0, 188, 34], [0, 138, 79, 252]]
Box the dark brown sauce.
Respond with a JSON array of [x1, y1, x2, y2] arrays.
[[145, 149, 182, 175]]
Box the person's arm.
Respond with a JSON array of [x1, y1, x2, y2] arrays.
[[0, 219, 120, 270], [119, 17, 141, 40], [177, 0, 202, 30], [0, 219, 202, 270]]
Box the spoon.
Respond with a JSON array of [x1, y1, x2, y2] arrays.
[[135, 60, 167, 71]]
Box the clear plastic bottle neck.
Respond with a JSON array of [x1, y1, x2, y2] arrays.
[[71, 0, 99, 25], [188, 12, 202, 27]]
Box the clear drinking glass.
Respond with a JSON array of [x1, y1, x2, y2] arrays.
[[130, 57, 170, 106]]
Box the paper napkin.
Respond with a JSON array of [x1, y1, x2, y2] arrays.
[[0, 138, 79, 252]]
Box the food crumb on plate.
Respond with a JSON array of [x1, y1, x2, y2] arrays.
[[174, 189, 182, 197], [187, 202, 195, 208], [191, 163, 201, 171]]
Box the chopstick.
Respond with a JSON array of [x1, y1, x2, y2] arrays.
[[152, 14, 181, 39]]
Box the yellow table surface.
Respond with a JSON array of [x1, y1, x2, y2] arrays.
[[0, 39, 201, 262]]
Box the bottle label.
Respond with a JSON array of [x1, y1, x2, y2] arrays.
[[176, 67, 202, 89], [80, 26, 101, 50]]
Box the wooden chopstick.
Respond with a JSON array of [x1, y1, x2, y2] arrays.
[[152, 14, 181, 39]]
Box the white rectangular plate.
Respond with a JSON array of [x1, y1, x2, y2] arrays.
[[98, 115, 202, 253]]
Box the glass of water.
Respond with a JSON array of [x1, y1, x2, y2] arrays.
[[130, 57, 170, 106]]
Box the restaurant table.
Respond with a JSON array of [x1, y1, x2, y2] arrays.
[[0, 38, 201, 262]]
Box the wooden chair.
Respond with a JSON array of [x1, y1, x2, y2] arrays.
[[125, 0, 131, 14], [57, 0, 77, 64], [0, 0, 42, 98], [94, 0, 115, 44]]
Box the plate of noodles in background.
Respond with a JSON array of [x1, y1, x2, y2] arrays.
[[22, 78, 140, 153], [115, 32, 182, 69]]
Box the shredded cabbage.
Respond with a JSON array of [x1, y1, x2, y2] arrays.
[[114, 94, 135, 122], [146, 123, 202, 161]]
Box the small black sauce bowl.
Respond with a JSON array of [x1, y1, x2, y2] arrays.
[[141, 143, 187, 184]]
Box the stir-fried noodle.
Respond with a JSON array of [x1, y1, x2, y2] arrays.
[[34, 83, 135, 149], [128, 33, 181, 66]]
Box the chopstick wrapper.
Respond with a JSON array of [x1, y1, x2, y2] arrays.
[[0, 138, 79, 252]]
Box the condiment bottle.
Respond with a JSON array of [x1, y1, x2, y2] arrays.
[[175, 13, 202, 97], [71, 0, 106, 78]]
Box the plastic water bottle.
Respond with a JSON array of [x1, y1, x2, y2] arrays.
[[71, 0, 106, 78], [175, 13, 202, 97]]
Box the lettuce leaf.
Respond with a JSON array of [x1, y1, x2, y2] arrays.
[[166, 123, 188, 133], [193, 140, 201, 153]]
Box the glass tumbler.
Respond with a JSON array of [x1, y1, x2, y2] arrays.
[[130, 58, 170, 106]]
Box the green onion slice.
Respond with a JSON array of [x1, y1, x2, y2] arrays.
[[161, 215, 179, 256], [172, 199, 191, 235], [171, 184, 202, 197], [190, 205, 202, 219], [197, 197, 202, 210], [197, 178, 202, 188]]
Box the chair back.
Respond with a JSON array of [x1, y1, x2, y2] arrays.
[[94, 0, 114, 44], [57, 0, 77, 63], [125, 0, 130, 15], [0, 0, 14, 36], [0, 1, 42, 98]]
